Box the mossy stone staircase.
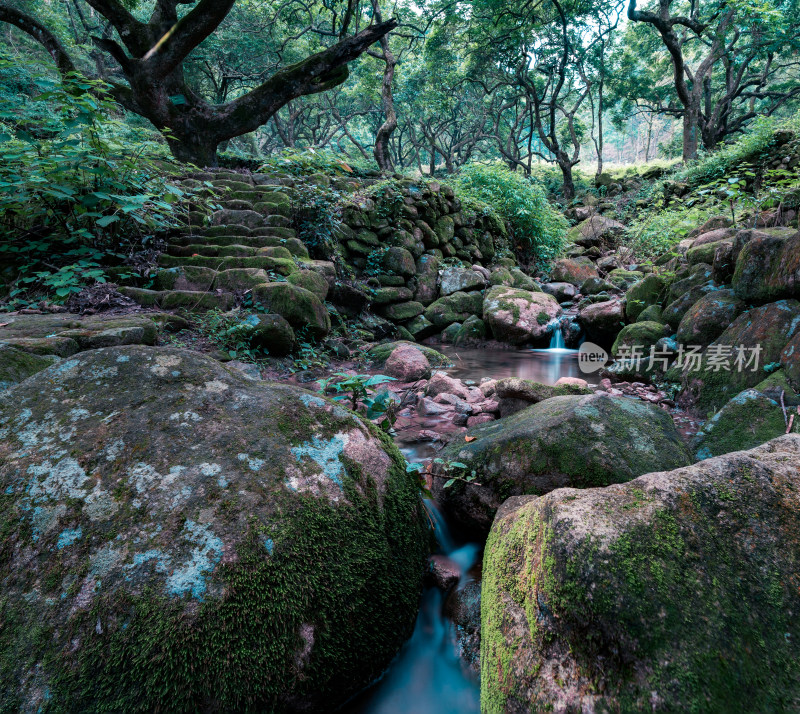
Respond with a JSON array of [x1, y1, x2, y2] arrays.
[[119, 171, 333, 338]]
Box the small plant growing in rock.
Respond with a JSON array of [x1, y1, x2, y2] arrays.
[[433, 458, 481, 488], [317, 373, 398, 431]]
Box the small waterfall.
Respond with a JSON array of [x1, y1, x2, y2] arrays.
[[423, 498, 456, 554], [549, 322, 566, 350]]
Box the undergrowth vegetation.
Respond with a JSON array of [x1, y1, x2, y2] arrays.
[[0, 61, 213, 308], [454, 163, 568, 263]]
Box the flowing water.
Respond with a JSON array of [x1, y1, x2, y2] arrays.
[[349, 343, 582, 713]]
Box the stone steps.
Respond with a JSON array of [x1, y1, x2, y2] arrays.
[[118, 287, 234, 311], [167, 238, 308, 258], [157, 254, 298, 274]]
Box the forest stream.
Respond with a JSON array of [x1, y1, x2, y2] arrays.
[[350, 338, 584, 712]]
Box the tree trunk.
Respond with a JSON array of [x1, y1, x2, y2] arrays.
[[559, 161, 575, 200], [683, 102, 700, 161], [372, 1, 397, 173]]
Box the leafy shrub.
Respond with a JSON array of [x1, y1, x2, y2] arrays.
[[289, 180, 345, 260], [0, 62, 211, 306], [455, 162, 568, 263], [623, 203, 717, 258], [675, 116, 800, 188], [258, 147, 375, 178]]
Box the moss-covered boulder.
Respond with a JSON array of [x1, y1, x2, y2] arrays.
[[287, 270, 329, 301], [662, 282, 720, 328], [693, 388, 794, 459], [251, 282, 331, 338], [607, 268, 644, 289], [550, 257, 599, 286], [368, 340, 450, 367], [481, 435, 800, 713], [430, 394, 692, 536], [624, 274, 669, 322], [0, 344, 58, 390], [611, 321, 670, 358], [381, 301, 425, 322], [439, 265, 485, 296], [0, 347, 427, 713], [733, 230, 800, 303], [676, 289, 745, 346], [681, 299, 800, 412], [494, 377, 591, 417], [636, 304, 664, 323], [242, 313, 297, 356], [482, 286, 561, 346], [454, 316, 487, 346], [424, 291, 484, 329]]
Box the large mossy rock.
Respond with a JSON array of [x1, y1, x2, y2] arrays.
[[494, 377, 591, 417], [676, 289, 745, 347], [693, 387, 793, 459], [0, 347, 427, 713], [681, 299, 800, 412], [368, 340, 450, 367], [430, 394, 692, 536], [550, 257, 599, 286], [624, 274, 669, 322], [481, 435, 800, 714], [567, 215, 625, 248], [424, 291, 484, 329], [482, 286, 561, 346], [733, 230, 800, 303], [251, 282, 331, 338]]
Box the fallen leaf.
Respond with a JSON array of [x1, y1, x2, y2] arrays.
[[465, 436, 476, 442]]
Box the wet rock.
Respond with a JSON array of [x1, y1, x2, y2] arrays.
[[782, 332, 800, 390], [381, 301, 425, 322], [675, 289, 745, 347], [427, 555, 461, 591], [0, 346, 427, 713], [662, 281, 719, 328], [482, 435, 800, 714], [635, 304, 664, 323], [444, 578, 481, 675], [483, 286, 561, 346], [384, 343, 432, 381], [381, 247, 416, 277], [431, 394, 691, 536]]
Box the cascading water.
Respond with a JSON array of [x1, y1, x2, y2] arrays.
[[349, 500, 481, 714], [549, 321, 566, 350]]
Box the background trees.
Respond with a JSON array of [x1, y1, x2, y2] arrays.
[[1, 0, 799, 191]]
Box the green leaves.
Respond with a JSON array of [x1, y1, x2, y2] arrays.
[[455, 162, 568, 264]]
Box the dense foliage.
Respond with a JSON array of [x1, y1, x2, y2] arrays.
[[455, 164, 568, 263]]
